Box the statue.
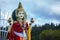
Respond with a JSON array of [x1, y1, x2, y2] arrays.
[[7, 2, 34, 40]]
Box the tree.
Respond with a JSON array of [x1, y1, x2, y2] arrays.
[[39, 30, 60, 40]]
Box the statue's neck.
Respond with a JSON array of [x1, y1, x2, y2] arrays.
[[17, 18, 25, 25], [18, 19, 24, 25]]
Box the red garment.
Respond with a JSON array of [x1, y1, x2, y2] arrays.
[[7, 21, 28, 40]]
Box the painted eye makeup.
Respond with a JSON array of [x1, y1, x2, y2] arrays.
[[19, 13, 21, 14]]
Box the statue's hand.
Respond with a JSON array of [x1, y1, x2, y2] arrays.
[[31, 18, 34, 23], [29, 18, 34, 26]]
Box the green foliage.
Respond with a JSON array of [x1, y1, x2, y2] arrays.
[[31, 23, 60, 40], [31, 25, 41, 40], [39, 30, 60, 40]]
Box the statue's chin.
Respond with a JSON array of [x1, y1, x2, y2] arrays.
[[19, 17, 24, 20], [20, 17, 23, 19]]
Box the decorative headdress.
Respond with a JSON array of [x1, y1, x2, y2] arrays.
[[12, 2, 27, 22], [17, 2, 24, 12]]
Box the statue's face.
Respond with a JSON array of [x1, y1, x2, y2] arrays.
[[17, 11, 24, 19]]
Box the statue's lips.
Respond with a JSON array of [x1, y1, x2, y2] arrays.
[[20, 16, 24, 18], [20, 16, 23, 18]]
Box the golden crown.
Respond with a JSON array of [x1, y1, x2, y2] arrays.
[[17, 2, 24, 11]]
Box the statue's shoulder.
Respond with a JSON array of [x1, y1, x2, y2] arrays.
[[26, 21, 28, 23], [26, 21, 28, 25], [13, 21, 18, 24]]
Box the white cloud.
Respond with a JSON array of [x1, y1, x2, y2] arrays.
[[34, 17, 60, 26], [0, 11, 12, 27], [1, 11, 12, 19], [35, 0, 48, 7], [5, 12, 12, 19], [1, 12, 4, 19], [50, 4, 60, 15], [34, 18, 46, 26], [50, 19, 60, 25]]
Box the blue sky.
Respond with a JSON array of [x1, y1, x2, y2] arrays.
[[0, 0, 60, 27]]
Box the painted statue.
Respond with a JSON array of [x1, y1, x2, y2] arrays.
[[7, 2, 34, 40]]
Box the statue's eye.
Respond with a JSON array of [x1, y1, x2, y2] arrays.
[[19, 13, 21, 14]]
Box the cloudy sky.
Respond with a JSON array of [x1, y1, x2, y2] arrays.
[[0, 0, 60, 27]]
